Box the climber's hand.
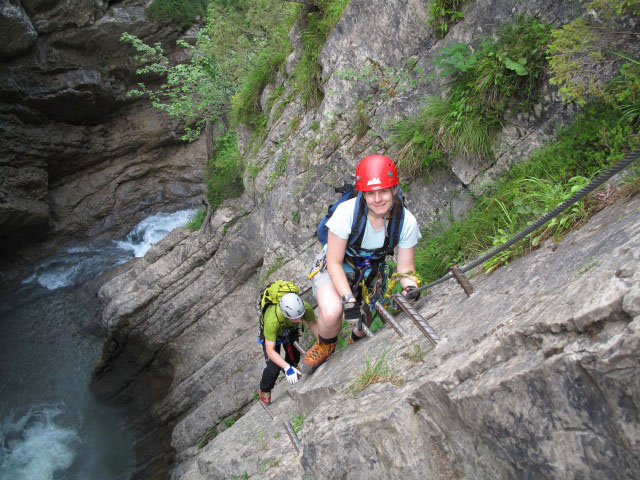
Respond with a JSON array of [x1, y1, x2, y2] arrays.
[[403, 285, 419, 301], [343, 302, 361, 321], [284, 364, 301, 385]]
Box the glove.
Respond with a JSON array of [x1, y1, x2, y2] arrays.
[[284, 364, 302, 385], [343, 302, 361, 321]]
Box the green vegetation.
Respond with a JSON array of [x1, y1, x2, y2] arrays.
[[392, 16, 551, 176], [205, 0, 292, 83], [255, 427, 268, 451], [196, 414, 239, 448], [230, 4, 298, 129], [335, 320, 354, 350], [197, 425, 218, 448], [185, 208, 207, 230], [353, 101, 370, 139], [228, 474, 249, 480], [121, 31, 233, 141], [414, 99, 640, 282], [345, 349, 403, 395], [206, 132, 244, 210], [291, 414, 304, 433], [406, 344, 425, 362], [266, 152, 289, 192], [576, 257, 601, 277], [232, 0, 350, 129], [413, 3, 640, 281], [428, 0, 466, 37], [260, 457, 280, 471], [293, 0, 351, 108], [260, 256, 286, 283], [146, 0, 208, 28], [547, 0, 640, 105]]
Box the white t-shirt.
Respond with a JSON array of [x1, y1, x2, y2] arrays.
[[325, 197, 421, 253]]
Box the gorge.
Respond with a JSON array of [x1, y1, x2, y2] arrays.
[[1, 0, 639, 479]]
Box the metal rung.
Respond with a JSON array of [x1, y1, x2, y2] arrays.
[[259, 399, 275, 420], [360, 323, 374, 338], [393, 294, 441, 346], [284, 421, 301, 454], [293, 340, 306, 356], [450, 264, 473, 296], [374, 301, 407, 338]]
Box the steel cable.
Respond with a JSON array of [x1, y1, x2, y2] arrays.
[[410, 147, 640, 301]]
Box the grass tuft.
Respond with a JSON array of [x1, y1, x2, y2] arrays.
[[206, 133, 244, 211], [345, 350, 403, 395]]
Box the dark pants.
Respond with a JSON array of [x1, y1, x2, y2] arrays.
[[259, 337, 300, 393]]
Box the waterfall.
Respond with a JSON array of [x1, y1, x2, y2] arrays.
[[0, 208, 197, 480]]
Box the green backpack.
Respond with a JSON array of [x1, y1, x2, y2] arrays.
[[259, 280, 299, 334]]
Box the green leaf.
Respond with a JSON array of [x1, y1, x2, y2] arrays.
[[504, 57, 529, 75]]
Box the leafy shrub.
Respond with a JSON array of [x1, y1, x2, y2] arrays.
[[291, 0, 351, 108], [392, 16, 550, 176], [185, 208, 207, 230], [230, 5, 297, 128], [291, 414, 304, 433], [547, 0, 640, 105], [121, 32, 233, 142], [146, 0, 208, 28]]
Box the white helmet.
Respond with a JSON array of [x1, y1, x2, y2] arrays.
[[279, 293, 305, 319]]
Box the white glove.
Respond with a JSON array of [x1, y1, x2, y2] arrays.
[[284, 364, 302, 384]]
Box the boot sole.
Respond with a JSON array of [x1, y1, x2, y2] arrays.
[[300, 363, 316, 374]]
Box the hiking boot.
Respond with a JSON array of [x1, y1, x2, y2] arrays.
[[301, 340, 336, 374], [259, 390, 271, 405]]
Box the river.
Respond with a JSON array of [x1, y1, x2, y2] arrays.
[[0, 209, 197, 480]]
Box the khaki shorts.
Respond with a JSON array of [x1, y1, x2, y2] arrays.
[[308, 251, 333, 295]]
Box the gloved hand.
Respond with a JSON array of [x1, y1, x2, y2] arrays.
[[343, 301, 361, 321], [284, 364, 302, 384]]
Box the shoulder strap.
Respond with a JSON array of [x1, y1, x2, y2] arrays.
[[348, 192, 368, 248], [385, 196, 405, 251]]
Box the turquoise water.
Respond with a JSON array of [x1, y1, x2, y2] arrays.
[[0, 209, 196, 480]]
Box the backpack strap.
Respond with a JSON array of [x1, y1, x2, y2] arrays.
[[347, 192, 368, 249]]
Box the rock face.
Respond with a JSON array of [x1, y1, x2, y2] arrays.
[[92, 0, 638, 479], [178, 187, 640, 480], [0, 0, 205, 255]]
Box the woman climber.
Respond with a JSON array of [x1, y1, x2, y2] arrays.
[[302, 155, 421, 374]]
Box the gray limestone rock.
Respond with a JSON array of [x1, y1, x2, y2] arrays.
[[182, 192, 640, 480]]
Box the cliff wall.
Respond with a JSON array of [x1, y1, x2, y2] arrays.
[[91, 0, 639, 478], [0, 0, 205, 262]]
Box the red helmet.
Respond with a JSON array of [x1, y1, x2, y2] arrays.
[[355, 155, 399, 191]]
